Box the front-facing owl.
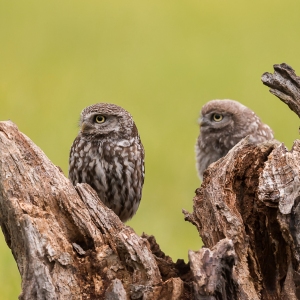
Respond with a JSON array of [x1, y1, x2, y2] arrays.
[[69, 103, 144, 222], [196, 99, 274, 180]]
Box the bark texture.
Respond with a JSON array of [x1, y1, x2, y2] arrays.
[[1, 63, 300, 299], [0, 121, 190, 299], [183, 63, 300, 299], [261, 63, 300, 117]]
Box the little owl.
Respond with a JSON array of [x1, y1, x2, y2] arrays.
[[69, 103, 144, 222], [196, 99, 274, 180]]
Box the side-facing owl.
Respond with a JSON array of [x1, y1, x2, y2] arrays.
[[196, 99, 274, 180], [69, 103, 144, 222]]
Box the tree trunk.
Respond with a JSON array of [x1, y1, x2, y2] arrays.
[[1, 63, 300, 299]]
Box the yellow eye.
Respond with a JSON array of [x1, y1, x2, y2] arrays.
[[213, 113, 223, 122], [95, 115, 106, 123]]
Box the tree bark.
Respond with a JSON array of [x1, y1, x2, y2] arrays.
[[1, 63, 300, 299], [183, 63, 300, 299], [0, 120, 192, 299]]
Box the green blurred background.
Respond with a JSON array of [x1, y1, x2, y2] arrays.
[[1, 0, 300, 298]]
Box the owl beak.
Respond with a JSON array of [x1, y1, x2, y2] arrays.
[[198, 117, 204, 126], [198, 117, 208, 127], [81, 121, 90, 133]]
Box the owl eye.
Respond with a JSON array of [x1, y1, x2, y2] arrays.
[[212, 113, 223, 122], [94, 115, 106, 124]]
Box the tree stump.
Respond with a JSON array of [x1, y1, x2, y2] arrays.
[[1, 63, 300, 299]]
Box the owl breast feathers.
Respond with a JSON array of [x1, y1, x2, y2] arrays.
[[196, 99, 274, 180], [69, 103, 144, 222]]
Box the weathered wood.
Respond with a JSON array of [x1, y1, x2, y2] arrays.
[[184, 139, 279, 299], [188, 238, 237, 300], [261, 63, 300, 117], [0, 121, 189, 299], [183, 63, 300, 299], [2, 63, 300, 299], [184, 138, 300, 299]]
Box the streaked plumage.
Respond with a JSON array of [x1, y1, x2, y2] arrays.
[[69, 103, 144, 222], [196, 99, 274, 180]]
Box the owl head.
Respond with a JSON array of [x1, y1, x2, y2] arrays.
[[199, 99, 254, 135], [196, 99, 273, 180], [79, 103, 137, 139]]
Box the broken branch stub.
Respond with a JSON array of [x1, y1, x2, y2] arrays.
[[261, 63, 300, 117]]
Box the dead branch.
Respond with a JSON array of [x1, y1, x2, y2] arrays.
[[261, 63, 300, 117]]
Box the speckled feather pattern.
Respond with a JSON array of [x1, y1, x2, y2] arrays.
[[196, 99, 274, 180], [69, 103, 144, 222]]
